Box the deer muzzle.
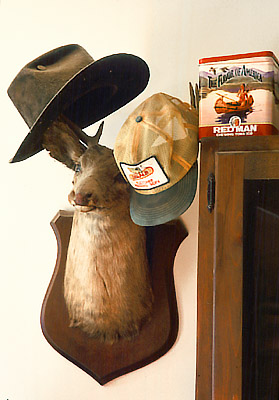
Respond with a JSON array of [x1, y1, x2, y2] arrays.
[[74, 192, 91, 206]]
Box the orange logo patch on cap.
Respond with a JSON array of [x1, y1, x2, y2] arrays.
[[127, 166, 154, 181]]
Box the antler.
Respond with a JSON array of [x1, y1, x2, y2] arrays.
[[189, 82, 199, 111], [60, 115, 104, 147]]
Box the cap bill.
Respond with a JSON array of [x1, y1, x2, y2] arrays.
[[130, 162, 198, 226]]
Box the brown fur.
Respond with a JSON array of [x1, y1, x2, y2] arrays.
[[43, 117, 85, 169], [43, 116, 153, 343]]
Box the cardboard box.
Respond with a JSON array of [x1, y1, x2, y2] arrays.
[[199, 51, 279, 138]]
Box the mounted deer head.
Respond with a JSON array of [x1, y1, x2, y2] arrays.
[[44, 116, 129, 211], [42, 116, 153, 343]]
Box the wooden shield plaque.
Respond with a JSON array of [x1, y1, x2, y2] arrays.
[[41, 210, 187, 385]]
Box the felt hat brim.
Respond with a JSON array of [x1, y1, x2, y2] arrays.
[[10, 53, 150, 163], [130, 162, 198, 226]]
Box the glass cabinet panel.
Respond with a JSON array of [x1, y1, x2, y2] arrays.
[[243, 180, 279, 399]]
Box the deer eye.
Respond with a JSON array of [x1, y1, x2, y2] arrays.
[[74, 163, 81, 173]]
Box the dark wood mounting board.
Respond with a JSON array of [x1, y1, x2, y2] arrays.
[[40, 210, 188, 385]]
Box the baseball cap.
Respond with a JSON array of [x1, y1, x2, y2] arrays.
[[113, 92, 199, 226]]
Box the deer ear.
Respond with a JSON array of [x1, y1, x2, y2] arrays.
[[42, 116, 86, 170]]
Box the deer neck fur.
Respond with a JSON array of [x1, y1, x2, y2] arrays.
[[64, 206, 153, 343]]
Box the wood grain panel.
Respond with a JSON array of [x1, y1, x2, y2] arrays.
[[196, 137, 279, 400], [214, 152, 245, 400], [196, 139, 217, 399]]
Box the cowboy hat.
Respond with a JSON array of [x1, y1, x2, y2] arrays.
[[8, 44, 150, 162]]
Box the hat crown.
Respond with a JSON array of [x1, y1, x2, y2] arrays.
[[8, 44, 93, 128]]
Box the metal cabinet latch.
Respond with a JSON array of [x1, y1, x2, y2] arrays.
[[207, 173, 215, 213]]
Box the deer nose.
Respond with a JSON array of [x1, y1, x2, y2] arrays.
[[74, 192, 91, 206]]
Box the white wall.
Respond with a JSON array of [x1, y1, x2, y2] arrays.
[[1, 0, 279, 399]]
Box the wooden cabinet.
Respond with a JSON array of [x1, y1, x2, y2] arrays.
[[196, 136, 279, 400]]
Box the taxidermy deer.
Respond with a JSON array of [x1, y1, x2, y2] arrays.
[[42, 115, 153, 343]]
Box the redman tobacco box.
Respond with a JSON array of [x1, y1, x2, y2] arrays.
[[199, 51, 279, 138]]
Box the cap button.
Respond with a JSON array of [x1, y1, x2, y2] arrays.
[[136, 116, 143, 123], [36, 65, 46, 71]]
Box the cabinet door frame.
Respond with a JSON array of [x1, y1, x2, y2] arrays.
[[196, 137, 279, 400]]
